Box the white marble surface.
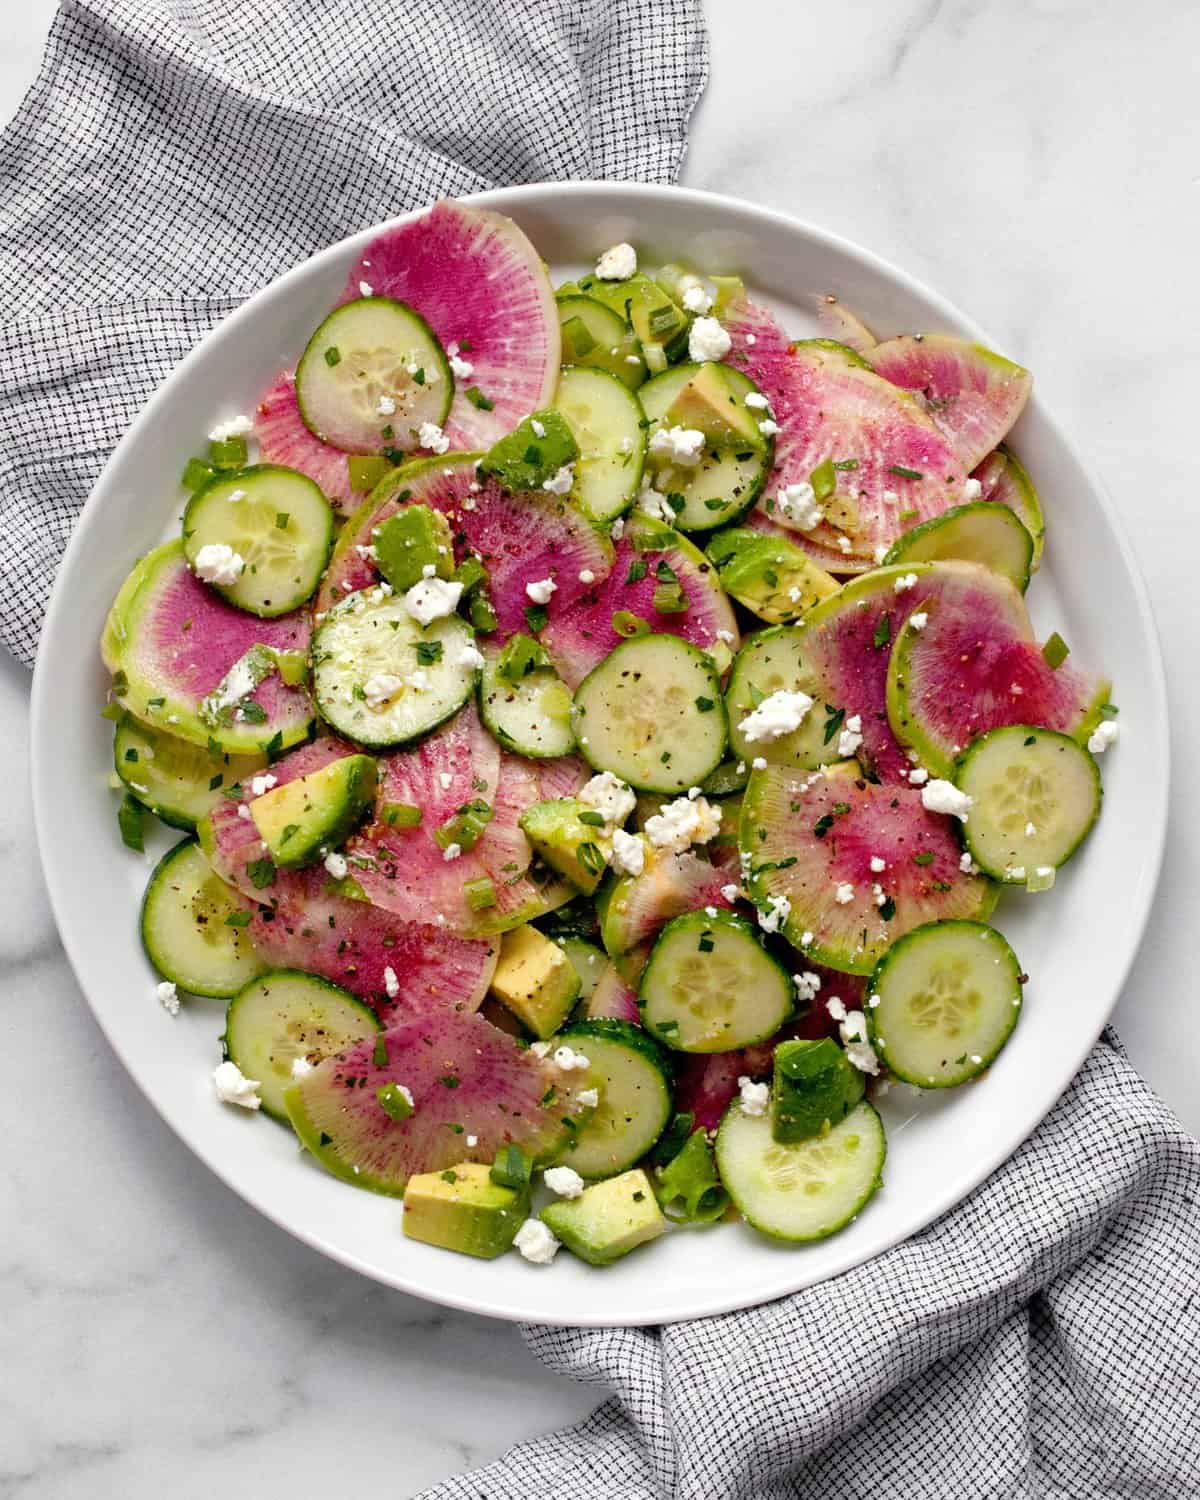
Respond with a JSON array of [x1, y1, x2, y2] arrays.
[[2, 1, 1198, 1494]]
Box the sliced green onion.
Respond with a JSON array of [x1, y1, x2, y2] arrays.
[[181, 456, 216, 492], [380, 801, 422, 828], [208, 435, 248, 471], [612, 610, 650, 638], [1042, 632, 1070, 669], [888, 464, 923, 480], [433, 799, 493, 852], [464, 877, 497, 911], [496, 632, 551, 683], [377, 1083, 414, 1122], [464, 386, 494, 411], [810, 458, 836, 502], [652, 583, 689, 614], [470, 594, 498, 634]]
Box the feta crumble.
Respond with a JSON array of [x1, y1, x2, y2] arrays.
[[553, 1045, 590, 1072], [826, 995, 847, 1022], [291, 1056, 313, 1079], [193, 543, 245, 586], [648, 425, 706, 466], [578, 568, 595, 584], [383, 966, 400, 999], [794, 971, 822, 1002], [404, 575, 463, 625], [835, 882, 855, 905], [758, 419, 781, 437], [837, 713, 864, 758], [894, 572, 918, 593], [959, 851, 979, 874], [839, 1011, 880, 1075], [921, 779, 974, 821], [362, 672, 404, 709], [212, 1060, 262, 1109], [442, 842, 462, 862], [577, 1087, 600, 1108], [543, 1165, 586, 1199], [962, 477, 983, 502], [514, 1218, 560, 1264], [873, 545, 890, 565], [525, 576, 557, 605], [323, 851, 349, 880], [869, 856, 887, 874], [644, 795, 722, 852], [449, 351, 474, 380], [736, 688, 814, 743], [775, 481, 822, 530], [909, 611, 929, 631], [679, 274, 714, 314], [358, 280, 374, 297], [542, 463, 575, 495], [156, 980, 179, 1016], [248, 772, 278, 798], [417, 421, 450, 455], [1088, 720, 1119, 754], [744, 392, 770, 411], [721, 883, 740, 903], [737, 1076, 770, 1116], [610, 827, 645, 877], [456, 642, 486, 670], [595, 242, 637, 280], [688, 316, 732, 363], [757, 894, 791, 934], [208, 414, 253, 441], [578, 771, 636, 828], [376, 394, 396, 416], [908, 767, 930, 786]]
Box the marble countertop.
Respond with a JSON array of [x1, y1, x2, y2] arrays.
[[3, 2, 1198, 1495]]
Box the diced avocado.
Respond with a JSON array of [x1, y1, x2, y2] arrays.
[[249, 754, 377, 869], [519, 798, 614, 896], [490, 923, 582, 1039], [577, 271, 688, 372], [664, 363, 765, 452], [540, 1167, 666, 1265], [480, 409, 579, 493], [706, 528, 839, 624], [771, 1037, 866, 1143], [402, 1162, 528, 1260], [373, 505, 455, 593]]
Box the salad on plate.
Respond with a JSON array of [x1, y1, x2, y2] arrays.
[[99, 198, 1118, 1269]]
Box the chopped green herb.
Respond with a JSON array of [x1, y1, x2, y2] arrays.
[[438, 1074, 460, 1090], [117, 794, 144, 851], [275, 511, 289, 530], [415, 639, 444, 665], [577, 841, 606, 877], [698, 934, 714, 953], [888, 464, 922, 480], [695, 696, 715, 712], [626, 558, 649, 585], [464, 386, 494, 410], [246, 858, 276, 889], [1042, 632, 1070, 669], [872, 614, 892, 649], [913, 851, 935, 866], [833, 458, 859, 471], [225, 910, 252, 928], [208, 772, 224, 790], [822, 706, 846, 745], [373, 1035, 389, 1068], [324, 346, 341, 366], [878, 896, 896, 921], [813, 814, 834, 839], [524, 603, 548, 634], [577, 810, 606, 827]]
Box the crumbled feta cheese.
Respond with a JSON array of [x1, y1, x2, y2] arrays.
[[835, 882, 855, 905], [208, 414, 253, 441], [894, 572, 918, 593], [751, 756, 768, 771], [839, 1011, 880, 1074], [648, 425, 706, 466], [193, 543, 245, 586], [873, 545, 890, 565], [745, 333, 757, 346], [553, 1045, 590, 1072], [212, 1060, 262, 1109], [959, 851, 979, 874], [404, 575, 463, 625], [909, 611, 929, 631], [595, 242, 637, 280], [383, 966, 400, 999], [417, 421, 450, 454], [744, 392, 770, 411], [737, 1076, 770, 1116], [543, 463, 575, 495], [679, 275, 714, 314], [578, 771, 637, 828], [525, 576, 557, 605], [826, 995, 847, 1022], [921, 779, 974, 821], [688, 316, 732, 363], [456, 642, 486, 670], [1024, 821, 1037, 837], [291, 1056, 313, 1079], [577, 1087, 600, 1108], [376, 394, 396, 416], [156, 980, 179, 1016], [801, 930, 815, 946], [721, 883, 740, 903], [323, 851, 349, 880], [529, 1040, 552, 1058], [543, 1165, 586, 1199], [837, 713, 864, 758], [838, 536, 853, 554], [872, 883, 887, 908], [758, 419, 781, 437], [644, 795, 722, 852], [610, 827, 645, 877], [449, 351, 474, 380], [530, 419, 546, 439], [438, 771, 453, 790], [637, 484, 676, 522], [1006, 865, 1027, 881], [757, 894, 791, 934], [442, 842, 462, 862], [962, 477, 983, 502], [358, 280, 374, 297], [775, 481, 822, 530], [737, 688, 814, 743], [514, 1218, 560, 1264], [236, 804, 252, 821], [716, 629, 735, 645], [869, 856, 887, 874], [1088, 720, 1119, 754], [578, 568, 595, 584], [248, 773, 278, 798], [610, 516, 625, 540], [794, 971, 822, 1002], [362, 672, 404, 709], [908, 767, 930, 786], [466, 1134, 478, 1147]]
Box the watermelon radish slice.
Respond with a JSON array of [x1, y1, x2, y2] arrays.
[[340, 201, 559, 452], [473, 751, 577, 934], [973, 446, 1046, 570], [316, 456, 612, 637], [249, 891, 497, 1019], [599, 845, 738, 959], [741, 762, 996, 975], [887, 586, 1109, 778], [815, 296, 877, 356], [255, 371, 356, 515], [541, 514, 739, 689], [721, 292, 967, 570], [108, 541, 313, 755], [534, 753, 592, 803], [796, 560, 1030, 783], [584, 963, 641, 1024], [869, 336, 1032, 474], [284, 1008, 589, 1196]]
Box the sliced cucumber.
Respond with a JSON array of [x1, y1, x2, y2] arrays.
[[716, 1098, 886, 1243], [478, 644, 575, 758], [725, 627, 835, 772], [882, 501, 1033, 592], [223, 969, 381, 1121], [571, 633, 728, 794], [555, 1018, 673, 1179], [312, 587, 478, 749], [555, 937, 607, 1004], [867, 920, 1023, 1088], [183, 466, 334, 616], [114, 716, 266, 830], [956, 726, 1101, 884], [554, 366, 646, 522], [140, 839, 265, 998], [639, 363, 773, 531], [575, 271, 688, 372], [639, 909, 793, 1053], [295, 297, 452, 454], [556, 294, 647, 389]]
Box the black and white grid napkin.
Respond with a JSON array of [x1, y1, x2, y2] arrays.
[[4, 6, 1198, 1497]]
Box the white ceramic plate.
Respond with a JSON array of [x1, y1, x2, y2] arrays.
[[31, 184, 1168, 1326]]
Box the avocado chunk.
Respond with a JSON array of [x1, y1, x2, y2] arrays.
[[706, 527, 839, 624], [480, 409, 579, 494], [249, 754, 377, 869], [402, 1162, 528, 1260], [373, 505, 455, 593], [519, 798, 614, 896], [540, 1168, 665, 1265], [771, 1037, 866, 1143], [577, 271, 687, 372], [663, 363, 766, 452], [490, 923, 582, 1039]]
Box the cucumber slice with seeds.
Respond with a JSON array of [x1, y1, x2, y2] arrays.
[[140, 839, 265, 997], [725, 626, 835, 772], [554, 365, 647, 522], [183, 465, 334, 616], [556, 294, 647, 389], [296, 297, 452, 454], [882, 501, 1033, 592], [312, 587, 478, 749], [114, 716, 266, 830], [639, 909, 794, 1053], [478, 645, 575, 758], [223, 969, 381, 1120], [956, 725, 1101, 883], [716, 1098, 886, 1243], [555, 1018, 673, 1179], [571, 633, 728, 794], [639, 363, 772, 531], [867, 920, 1023, 1087]]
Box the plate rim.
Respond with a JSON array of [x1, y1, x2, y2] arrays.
[[30, 180, 1171, 1325]]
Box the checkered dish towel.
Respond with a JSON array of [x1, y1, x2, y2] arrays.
[[3, 8, 1198, 1499], [0, 0, 706, 666]]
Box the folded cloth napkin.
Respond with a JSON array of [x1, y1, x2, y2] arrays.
[[0, 0, 707, 667], [419, 1031, 1200, 1500]]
